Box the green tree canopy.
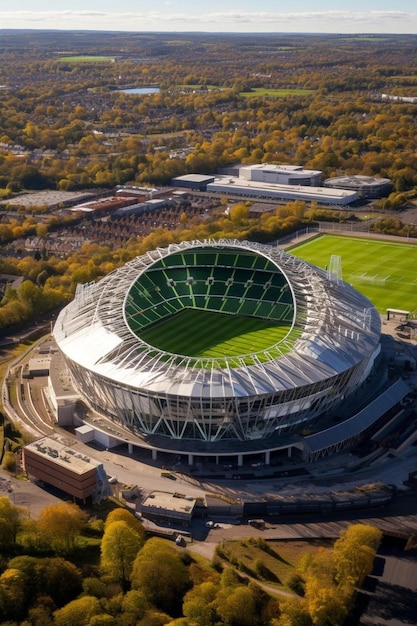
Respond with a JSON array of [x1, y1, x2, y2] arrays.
[[36, 502, 87, 554], [104, 507, 146, 539], [183, 581, 219, 626], [130, 538, 191, 617], [100, 520, 143, 590], [53, 595, 102, 626], [0, 496, 27, 548], [333, 524, 382, 587]]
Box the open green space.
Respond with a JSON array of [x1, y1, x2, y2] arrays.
[[140, 308, 293, 360], [179, 84, 223, 90], [291, 235, 417, 314], [240, 88, 315, 98], [220, 538, 332, 589], [57, 55, 115, 62]]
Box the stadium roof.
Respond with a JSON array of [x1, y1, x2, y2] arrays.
[[304, 379, 410, 454], [53, 239, 381, 400]]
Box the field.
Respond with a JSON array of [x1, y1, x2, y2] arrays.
[[240, 87, 315, 98], [140, 309, 294, 360], [57, 55, 115, 62], [220, 538, 332, 589], [291, 235, 417, 314], [138, 235, 417, 361]]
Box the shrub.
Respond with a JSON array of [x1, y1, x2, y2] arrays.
[[286, 571, 306, 596]]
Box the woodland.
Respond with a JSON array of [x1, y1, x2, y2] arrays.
[[0, 497, 383, 626], [0, 30, 417, 331]]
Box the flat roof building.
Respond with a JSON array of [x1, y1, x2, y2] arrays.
[[324, 175, 391, 199], [140, 491, 197, 526], [206, 176, 358, 205], [240, 163, 322, 187], [171, 174, 216, 191], [22, 436, 109, 503]]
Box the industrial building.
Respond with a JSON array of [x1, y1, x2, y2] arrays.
[[206, 176, 358, 205], [171, 164, 359, 205], [239, 163, 322, 186], [324, 175, 392, 199], [171, 174, 216, 191]]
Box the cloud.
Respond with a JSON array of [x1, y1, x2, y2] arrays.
[[0, 10, 416, 32]]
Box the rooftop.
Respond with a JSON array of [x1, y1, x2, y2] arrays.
[[210, 176, 356, 200], [142, 490, 197, 515], [243, 163, 322, 175], [25, 436, 101, 474]]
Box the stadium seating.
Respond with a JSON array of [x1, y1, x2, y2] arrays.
[[125, 248, 294, 333]]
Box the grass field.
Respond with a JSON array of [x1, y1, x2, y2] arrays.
[[57, 55, 115, 62], [140, 309, 294, 361], [291, 235, 417, 314], [240, 87, 314, 98], [221, 538, 332, 589]]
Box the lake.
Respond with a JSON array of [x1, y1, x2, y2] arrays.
[[121, 87, 160, 95]]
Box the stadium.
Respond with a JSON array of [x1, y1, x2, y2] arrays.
[[53, 239, 381, 461]]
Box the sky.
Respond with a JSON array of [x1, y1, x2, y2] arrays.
[[0, 1, 416, 34]]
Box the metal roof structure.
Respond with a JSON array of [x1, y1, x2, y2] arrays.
[[54, 239, 380, 400], [206, 177, 358, 205], [304, 379, 410, 458]]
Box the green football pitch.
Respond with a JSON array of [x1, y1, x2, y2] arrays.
[[140, 309, 295, 362], [138, 235, 417, 360], [291, 235, 417, 314]]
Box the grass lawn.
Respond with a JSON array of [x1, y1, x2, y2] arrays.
[[140, 308, 294, 360], [240, 88, 314, 98], [220, 538, 332, 589], [57, 55, 115, 62], [291, 235, 417, 314]]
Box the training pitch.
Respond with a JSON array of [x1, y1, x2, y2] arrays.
[[291, 235, 417, 314]]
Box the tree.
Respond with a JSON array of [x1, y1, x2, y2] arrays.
[[215, 585, 257, 626], [27, 599, 55, 626], [275, 598, 312, 626], [248, 580, 281, 625], [88, 615, 117, 626], [136, 609, 173, 626], [305, 576, 349, 626], [130, 538, 191, 616], [229, 203, 250, 225], [183, 581, 218, 626], [0, 496, 26, 548], [7, 555, 40, 607], [104, 507, 146, 539], [36, 503, 87, 553], [333, 524, 382, 587], [53, 596, 102, 626], [219, 566, 241, 589], [0, 568, 27, 621], [39, 557, 83, 607], [121, 589, 149, 623], [16, 280, 45, 317], [101, 520, 143, 590]]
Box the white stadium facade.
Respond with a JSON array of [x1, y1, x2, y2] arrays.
[[52, 240, 384, 464]]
